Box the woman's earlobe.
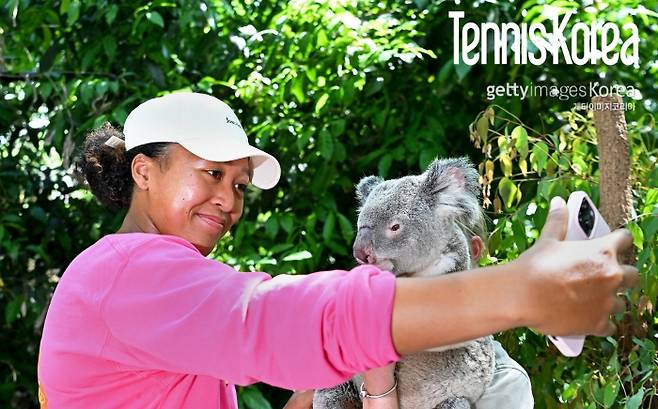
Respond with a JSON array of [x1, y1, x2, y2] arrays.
[[131, 155, 151, 190]]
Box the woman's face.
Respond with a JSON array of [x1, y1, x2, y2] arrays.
[[140, 144, 250, 255]]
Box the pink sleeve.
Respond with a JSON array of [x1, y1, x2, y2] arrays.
[[100, 236, 400, 389]]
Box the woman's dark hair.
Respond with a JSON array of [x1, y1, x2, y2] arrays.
[[76, 122, 170, 210]]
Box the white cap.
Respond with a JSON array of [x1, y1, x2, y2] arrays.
[[123, 92, 281, 189]]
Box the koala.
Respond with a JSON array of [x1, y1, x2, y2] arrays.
[[313, 157, 495, 409]]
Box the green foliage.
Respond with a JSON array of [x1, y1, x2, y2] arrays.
[[1, 0, 657, 407], [471, 106, 658, 408]]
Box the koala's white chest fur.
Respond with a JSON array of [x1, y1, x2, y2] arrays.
[[413, 253, 462, 278]]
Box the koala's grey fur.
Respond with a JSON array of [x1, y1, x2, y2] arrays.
[[314, 157, 495, 409]]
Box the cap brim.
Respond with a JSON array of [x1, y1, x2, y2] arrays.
[[182, 138, 281, 190]]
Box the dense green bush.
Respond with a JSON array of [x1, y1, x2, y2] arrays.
[[1, 0, 656, 407]]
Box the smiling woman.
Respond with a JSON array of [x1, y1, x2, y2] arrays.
[[37, 92, 638, 409], [77, 93, 271, 256]]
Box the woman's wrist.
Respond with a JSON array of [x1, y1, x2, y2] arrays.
[[496, 258, 531, 329], [362, 363, 396, 394]]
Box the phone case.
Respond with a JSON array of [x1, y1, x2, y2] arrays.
[[547, 191, 611, 357]]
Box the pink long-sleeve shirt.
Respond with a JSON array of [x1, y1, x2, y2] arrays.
[[38, 233, 400, 408]]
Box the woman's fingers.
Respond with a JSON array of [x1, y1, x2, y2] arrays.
[[596, 321, 617, 337], [537, 197, 568, 242], [600, 229, 633, 259], [612, 297, 626, 314], [619, 265, 640, 290]]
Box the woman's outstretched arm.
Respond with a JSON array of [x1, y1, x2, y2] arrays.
[[285, 197, 638, 407], [391, 197, 638, 355]]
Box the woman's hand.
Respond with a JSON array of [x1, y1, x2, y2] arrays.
[[514, 196, 638, 336], [282, 390, 314, 409]]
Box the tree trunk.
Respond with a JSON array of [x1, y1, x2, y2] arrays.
[[591, 94, 633, 261], [591, 94, 641, 350]]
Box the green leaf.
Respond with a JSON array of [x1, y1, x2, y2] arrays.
[[305, 67, 317, 83], [334, 141, 346, 162], [500, 154, 513, 177], [378, 155, 393, 178], [330, 119, 346, 136], [112, 107, 128, 124], [264, 216, 279, 238], [67, 0, 80, 26], [95, 80, 109, 97], [454, 59, 472, 81], [603, 379, 620, 408], [5, 298, 21, 326], [322, 212, 335, 242], [643, 217, 658, 241], [316, 30, 329, 47], [625, 388, 645, 409], [337, 213, 354, 242], [627, 223, 644, 250], [8, 0, 18, 22], [419, 150, 435, 170], [511, 218, 527, 251], [103, 36, 117, 59], [378, 50, 394, 63], [498, 177, 518, 209], [81, 44, 100, 71], [342, 79, 355, 105], [291, 77, 305, 103], [241, 386, 272, 409], [39, 82, 53, 99], [512, 126, 529, 159], [80, 81, 94, 104], [270, 243, 294, 254], [282, 251, 312, 262], [637, 247, 651, 269], [59, 0, 70, 15], [365, 77, 384, 97], [315, 93, 329, 114], [146, 11, 164, 28], [531, 142, 549, 173], [106, 4, 118, 24], [476, 116, 489, 145], [437, 59, 453, 83], [280, 214, 293, 233], [318, 129, 334, 159]]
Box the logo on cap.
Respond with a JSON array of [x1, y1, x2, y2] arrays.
[[226, 117, 243, 129]]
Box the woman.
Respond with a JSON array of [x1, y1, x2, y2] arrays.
[[38, 92, 638, 408]]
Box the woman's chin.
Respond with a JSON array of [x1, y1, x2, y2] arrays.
[[186, 232, 224, 256], [187, 239, 210, 256]]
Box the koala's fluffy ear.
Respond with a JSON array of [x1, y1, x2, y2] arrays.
[[355, 175, 384, 205], [421, 157, 480, 199]]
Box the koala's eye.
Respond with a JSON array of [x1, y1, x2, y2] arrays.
[[390, 223, 400, 232]]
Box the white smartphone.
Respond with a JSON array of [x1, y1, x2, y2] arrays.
[[547, 191, 611, 357]]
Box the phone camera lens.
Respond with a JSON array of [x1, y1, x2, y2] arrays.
[[578, 198, 595, 236]]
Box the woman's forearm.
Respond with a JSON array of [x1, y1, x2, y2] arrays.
[[391, 261, 523, 355]]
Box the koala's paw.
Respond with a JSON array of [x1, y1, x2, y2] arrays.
[[313, 381, 361, 409], [435, 396, 472, 409]]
